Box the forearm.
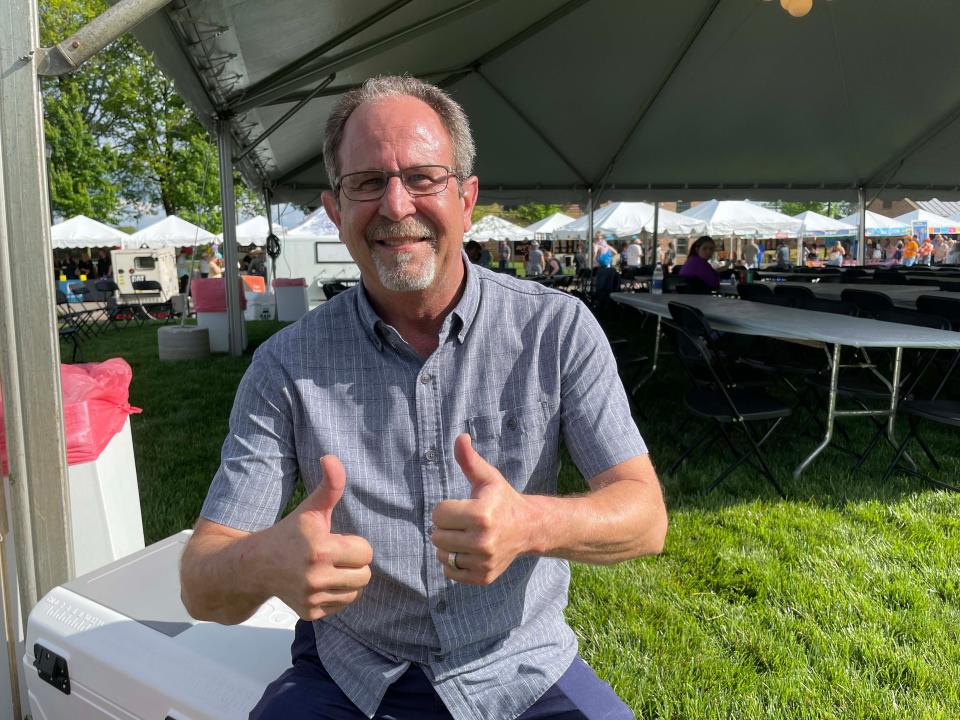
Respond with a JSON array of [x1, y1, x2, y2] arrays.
[[180, 529, 271, 625], [525, 475, 667, 565]]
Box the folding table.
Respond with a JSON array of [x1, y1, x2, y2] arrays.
[[611, 292, 960, 478]]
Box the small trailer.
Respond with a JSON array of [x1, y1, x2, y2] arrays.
[[111, 247, 180, 304]]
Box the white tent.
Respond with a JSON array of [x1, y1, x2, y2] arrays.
[[555, 201, 704, 241], [794, 211, 856, 237], [50, 215, 129, 249], [525, 212, 574, 239], [839, 210, 910, 237], [464, 215, 529, 242], [288, 207, 339, 237], [126, 215, 217, 248], [218, 215, 286, 244], [893, 209, 960, 235], [680, 200, 802, 238]]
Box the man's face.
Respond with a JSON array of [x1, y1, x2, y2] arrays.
[[322, 96, 478, 296]]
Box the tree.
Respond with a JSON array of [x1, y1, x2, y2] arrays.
[[40, 0, 259, 229], [510, 203, 565, 225]]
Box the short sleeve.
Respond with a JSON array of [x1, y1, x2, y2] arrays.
[[200, 344, 300, 531], [558, 300, 648, 481]]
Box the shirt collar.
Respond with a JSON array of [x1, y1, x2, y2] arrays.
[[353, 251, 481, 351]]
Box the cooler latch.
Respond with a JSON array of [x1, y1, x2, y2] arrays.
[[33, 643, 70, 694]]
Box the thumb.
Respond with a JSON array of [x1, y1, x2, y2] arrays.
[[454, 434, 501, 498], [299, 454, 346, 522]]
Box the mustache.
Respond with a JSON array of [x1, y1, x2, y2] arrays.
[[365, 217, 436, 243]]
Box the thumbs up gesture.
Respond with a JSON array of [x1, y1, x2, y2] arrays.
[[431, 434, 538, 585], [260, 455, 373, 620]]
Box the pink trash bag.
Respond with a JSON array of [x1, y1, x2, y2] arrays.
[[0, 358, 142, 474]]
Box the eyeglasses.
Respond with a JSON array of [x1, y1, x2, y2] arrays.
[[336, 165, 459, 201]]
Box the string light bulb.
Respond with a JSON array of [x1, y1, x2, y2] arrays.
[[780, 0, 814, 17]]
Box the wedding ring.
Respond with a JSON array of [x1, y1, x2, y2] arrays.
[[448, 551, 460, 570]]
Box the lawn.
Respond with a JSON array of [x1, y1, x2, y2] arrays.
[[76, 318, 960, 719]]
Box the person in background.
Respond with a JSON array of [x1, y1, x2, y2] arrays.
[[743, 238, 760, 269], [933, 235, 949, 264], [96, 248, 112, 279], [679, 235, 721, 291], [497, 238, 511, 270], [870, 242, 884, 262], [919, 235, 934, 266], [63, 253, 78, 280], [945, 237, 960, 265], [543, 250, 562, 277], [464, 239, 483, 264], [594, 234, 615, 268], [573, 243, 587, 273], [199, 251, 211, 278], [902, 235, 919, 266], [478, 241, 492, 267], [826, 241, 845, 267], [526, 240, 544, 275], [756, 240, 766, 267], [208, 252, 223, 278], [624, 236, 643, 269], [775, 241, 791, 267], [662, 241, 676, 270], [177, 248, 191, 293]]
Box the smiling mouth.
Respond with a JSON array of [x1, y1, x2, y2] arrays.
[[374, 236, 431, 248]]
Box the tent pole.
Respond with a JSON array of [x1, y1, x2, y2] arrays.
[[652, 201, 660, 265], [0, 0, 75, 617], [217, 118, 244, 357], [586, 187, 594, 274], [857, 186, 867, 265]]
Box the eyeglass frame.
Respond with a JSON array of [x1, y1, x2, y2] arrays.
[[335, 164, 463, 201]]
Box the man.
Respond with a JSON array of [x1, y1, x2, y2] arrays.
[[623, 236, 643, 269], [464, 239, 483, 264], [497, 238, 512, 270], [743, 238, 760, 269], [902, 234, 920, 267], [180, 76, 667, 720], [775, 241, 791, 267], [525, 240, 544, 276]]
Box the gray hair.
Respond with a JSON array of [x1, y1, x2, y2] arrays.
[[323, 75, 476, 187]]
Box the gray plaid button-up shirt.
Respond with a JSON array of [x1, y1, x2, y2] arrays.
[[201, 260, 646, 719]]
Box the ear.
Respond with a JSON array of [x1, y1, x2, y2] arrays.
[[459, 175, 479, 233], [321, 190, 343, 232]]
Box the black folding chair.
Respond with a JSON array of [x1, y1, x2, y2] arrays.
[[737, 282, 773, 301], [132, 280, 175, 322], [662, 302, 790, 496], [916, 294, 960, 330], [55, 291, 84, 362], [774, 283, 815, 303], [840, 288, 895, 318], [796, 296, 859, 316], [95, 279, 141, 329], [882, 350, 960, 491]]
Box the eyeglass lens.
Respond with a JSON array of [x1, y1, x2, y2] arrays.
[[340, 165, 452, 200]]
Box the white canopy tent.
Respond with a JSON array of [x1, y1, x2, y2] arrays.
[[125, 215, 217, 248], [464, 214, 529, 242], [525, 212, 574, 239], [893, 208, 960, 235], [287, 207, 339, 237], [554, 201, 704, 240], [839, 210, 911, 237], [794, 211, 856, 237], [50, 215, 129, 249], [680, 200, 802, 238], [217, 215, 286, 244]]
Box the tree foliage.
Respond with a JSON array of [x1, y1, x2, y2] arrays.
[[510, 203, 565, 225], [40, 0, 257, 229]]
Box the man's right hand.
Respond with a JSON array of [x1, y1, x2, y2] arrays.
[[257, 455, 373, 621]]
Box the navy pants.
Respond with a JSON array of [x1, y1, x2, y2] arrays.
[[250, 621, 633, 719]]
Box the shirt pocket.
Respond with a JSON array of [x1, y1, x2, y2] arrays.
[[465, 401, 558, 494]]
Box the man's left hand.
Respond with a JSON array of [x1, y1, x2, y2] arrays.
[[431, 433, 538, 585]]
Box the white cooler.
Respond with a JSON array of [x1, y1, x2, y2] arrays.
[[25, 531, 297, 720], [197, 312, 248, 353], [273, 279, 309, 323]]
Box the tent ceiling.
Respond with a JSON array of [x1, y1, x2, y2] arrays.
[[128, 0, 960, 207]]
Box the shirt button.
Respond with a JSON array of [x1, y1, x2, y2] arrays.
[[420, 372, 433, 384], [434, 653, 446, 662], [507, 417, 518, 430], [424, 448, 438, 462], [435, 600, 447, 613]]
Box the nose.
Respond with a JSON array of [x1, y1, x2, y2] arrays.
[[378, 175, 417, 222]]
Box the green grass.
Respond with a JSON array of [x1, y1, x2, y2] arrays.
[[76, 321, 960, 719]]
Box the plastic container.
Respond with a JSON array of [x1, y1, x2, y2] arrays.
[[191, 279, 248, 352], [273, 277, 309, 322], [651, 263, 664, 295]]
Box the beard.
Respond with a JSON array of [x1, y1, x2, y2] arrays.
[[366, 216, 438, 292]]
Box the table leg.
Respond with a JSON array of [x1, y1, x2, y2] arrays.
[[794, 343, 841, 478]]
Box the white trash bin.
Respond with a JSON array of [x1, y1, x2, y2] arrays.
[[273, 278, 309, 322]]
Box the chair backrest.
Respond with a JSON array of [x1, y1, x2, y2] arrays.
[[737, 282, 773, 300], [774, 283, 815, 301], [842, 267, 869, 280], [937, 280, 960, 292], [840, 288, 894, 318], [676, 276, 712, 295], [875, 307, 949, 330], [95, 279, 119, 293], [55, 289, 69, 305], [916, 294, 960, 330], [872, 269, 907, 284], [797, 296, 859, 316], [665, 301, 728, 386]]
